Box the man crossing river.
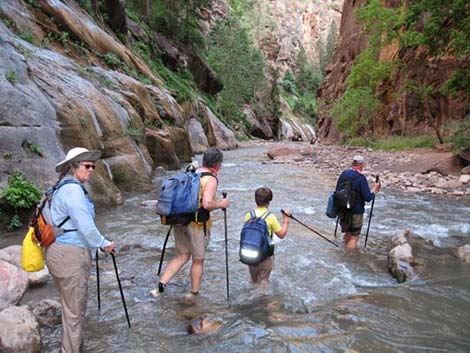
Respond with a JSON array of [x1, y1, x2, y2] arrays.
[[335, 155, 381, 250]]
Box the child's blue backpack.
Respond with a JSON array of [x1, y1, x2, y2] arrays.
[[156, 169, 215, 225], [239, 211, 271, 266]]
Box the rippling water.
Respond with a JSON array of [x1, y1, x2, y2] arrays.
[[22, 142, 470, 352]]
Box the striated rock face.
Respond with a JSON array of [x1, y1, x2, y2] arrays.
[[317, 0, 469, 143], [0, 0, 238, 214]]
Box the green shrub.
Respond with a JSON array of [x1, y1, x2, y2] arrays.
[[345, 135, 438, 150], [1, 171, 41, 209], [7, 214, 22, 230], [126, 120, 144, 143], [23, 140, 43, 156], [5, 71, 18, 84], [448, 116, 470, 153], [104, 52, 122, 68]]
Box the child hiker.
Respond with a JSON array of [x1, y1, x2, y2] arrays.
[[242, 187, 290, 283]]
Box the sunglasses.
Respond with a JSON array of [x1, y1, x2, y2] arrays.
[[80, 163, 96, 170]]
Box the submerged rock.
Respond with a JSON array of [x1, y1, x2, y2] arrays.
[[187, 315, 223, 335], [456, 244, 470, 263]]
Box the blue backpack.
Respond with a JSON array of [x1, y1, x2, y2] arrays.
[[156, 170, 215, 225], [239, 211, 272, 266]]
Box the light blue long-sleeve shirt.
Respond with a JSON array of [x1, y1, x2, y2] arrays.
[[51, 175, 111, 251]]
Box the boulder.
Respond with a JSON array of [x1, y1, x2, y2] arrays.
[[387, 231, 417, 283], [0, 305, 41, 353], [105, 154, 153, 192], [198, 104, 238, 150], [0, 246, 49, 285], [267, 144, 315, 160], [145, 127, 193, 170], [186, 118, 209, 154], [0, 260, 29, 311], [461, 166, 470, 175], [243, 106, 273, 140], [0, 245, 22, 266], [390, 230, 410, 247], [456, 244, 470, 263], [459, 174, 470, 184], [29, 299, 62, 326]]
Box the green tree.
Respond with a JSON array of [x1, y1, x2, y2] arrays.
[[332, 87, 379, 139], [206, 18, 266, 123], [319, 21, 338, 74], [295, 46, 322, 94]]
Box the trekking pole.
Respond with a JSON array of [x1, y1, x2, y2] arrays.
[[334, 217, 339, 239], [282, 210, 338, 247], [158, 225, 173, 276], [222, 192, 230, 303], [364, 175, 379, 248], [110, 252, 131, 328], [96, 250, 101, 311]]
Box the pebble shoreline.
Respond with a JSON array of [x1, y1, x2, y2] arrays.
[[264, 143, 470, 197]]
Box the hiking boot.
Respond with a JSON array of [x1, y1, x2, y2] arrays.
[[150, 282, 166, 298], [150, 288, 163, 298]]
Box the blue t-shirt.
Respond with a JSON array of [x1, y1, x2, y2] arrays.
[[335, 169, 374, 214]]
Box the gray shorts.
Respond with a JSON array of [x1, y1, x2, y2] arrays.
[[174, 223, 210, 260], [340, 213, 364, 236]]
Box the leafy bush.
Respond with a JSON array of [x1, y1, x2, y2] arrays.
[[5, 71, 18, 84], [1, 171, 41, 229], [1, 171, 41, 209], [103, 52, 123, 68], [345, 135, 438, 150], [332, 87, 379, 138], [448, 116, 470, 153]]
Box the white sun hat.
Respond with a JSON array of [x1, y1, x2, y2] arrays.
[[352, 155, 365, 164], [56, 147, 102, 173]]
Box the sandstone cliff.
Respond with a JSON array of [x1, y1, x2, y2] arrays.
[[0, 0, 238, 210], [317, 0, 469, 144]]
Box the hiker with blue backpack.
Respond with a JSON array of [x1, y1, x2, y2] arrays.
[[335, 155, 381, 250], [155, 147, 229, 297], [240, 187, 290, 283]]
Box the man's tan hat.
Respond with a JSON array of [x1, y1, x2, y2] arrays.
[[352, 155, 365, 164], [56, 147, 101, 173]]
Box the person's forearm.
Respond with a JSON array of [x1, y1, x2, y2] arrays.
[[202, 198, 224, 211]]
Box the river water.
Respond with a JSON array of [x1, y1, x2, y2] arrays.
[[20, 142, 470, 352]]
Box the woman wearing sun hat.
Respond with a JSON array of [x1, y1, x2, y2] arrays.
[[45, 147, 115, 353]]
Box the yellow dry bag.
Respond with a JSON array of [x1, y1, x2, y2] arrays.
[[21, 227, 44, 272]]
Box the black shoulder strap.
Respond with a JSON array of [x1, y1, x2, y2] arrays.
[[340, 171, 362, 184], [350, 173, 362, 182], [200, 171, 218, 183]]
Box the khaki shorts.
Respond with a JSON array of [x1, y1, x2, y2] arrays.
[[249, 255, 274, 283], [340, 213, 364, 236], [174, 222, 210, 260]]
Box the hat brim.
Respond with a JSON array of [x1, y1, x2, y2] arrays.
[[55, 150, 102, 173]]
